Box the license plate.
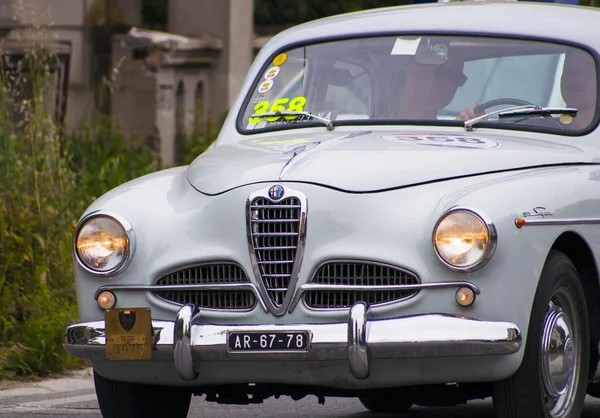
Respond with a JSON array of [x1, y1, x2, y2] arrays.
[[105, 308, 152, 360], [227, 331, 310, 352]]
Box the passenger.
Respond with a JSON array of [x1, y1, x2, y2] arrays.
[[560, 49, 597, 130]]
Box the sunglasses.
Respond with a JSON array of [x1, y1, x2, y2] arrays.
[[435, 64, 468, 87]]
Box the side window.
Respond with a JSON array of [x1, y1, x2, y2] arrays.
[[323, 61, 370, 117]]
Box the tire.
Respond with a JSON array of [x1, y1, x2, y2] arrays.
[[587, 382, 600, 399], [94, 370, 191, 418], [359, 392, 413, 413], [493, 250, 590, 418]]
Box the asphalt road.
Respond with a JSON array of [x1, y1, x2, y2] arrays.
[[1, 369, 599, 417]]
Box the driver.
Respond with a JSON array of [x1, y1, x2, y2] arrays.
[[394, 50, 482, 121], [560, 49, 596, 130]]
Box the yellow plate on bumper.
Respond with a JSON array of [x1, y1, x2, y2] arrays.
[[105, 308, 152, 360]]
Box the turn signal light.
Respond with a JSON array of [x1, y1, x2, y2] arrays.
[[456, 287, 475, 307], [97, 290, 117, 310]]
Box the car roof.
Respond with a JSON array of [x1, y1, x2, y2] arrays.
[[262, 2, 600, 55]]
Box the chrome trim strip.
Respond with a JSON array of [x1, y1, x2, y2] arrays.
[[94, 280, 480, 315], [298, 283, 481, 292], [516, 217, 600, 226], [93, 283, 268, 312], [348, 302, 370, 379], [246, 185, 308, 316], [72, 210, 136, 276], [433, 206, 498, 273], [174, 304, 198, 381], [288, 281, 481, 312]]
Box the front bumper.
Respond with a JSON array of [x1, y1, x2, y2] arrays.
[[64, 302, 522, 383]]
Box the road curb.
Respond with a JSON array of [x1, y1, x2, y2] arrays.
[[0, 368, 94, 396]]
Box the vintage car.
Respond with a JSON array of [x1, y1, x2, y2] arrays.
[[64, 1, 600, 417]]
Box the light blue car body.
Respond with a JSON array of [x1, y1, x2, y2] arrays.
[[65, 1, 600, 395]]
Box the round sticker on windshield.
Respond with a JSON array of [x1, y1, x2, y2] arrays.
[[264, 66, 280, 80], [258, 80, 274, 94], [380, 134, 499, 149], [273, 53, 287, 66], [560, 114, 573, 125]]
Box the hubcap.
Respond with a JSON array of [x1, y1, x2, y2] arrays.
[[541, 293, 580, 417]]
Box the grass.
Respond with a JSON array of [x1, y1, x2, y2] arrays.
[[0, 41, 216, 378]]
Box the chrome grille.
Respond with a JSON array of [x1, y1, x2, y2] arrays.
[[304, 261, 420, 309], [249, 197, 301, 308], [153, 263, 256, 310]]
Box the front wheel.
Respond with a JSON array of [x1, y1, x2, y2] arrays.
[[93, 370, 192, 418], [493, 250, 590, 418]]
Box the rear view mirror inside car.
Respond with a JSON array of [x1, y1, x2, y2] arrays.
[[415, 42, 448, 65]]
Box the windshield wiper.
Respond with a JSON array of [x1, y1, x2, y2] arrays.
[[249, 111, 335, 131], [464, 105, 578, 132], [497, 107, 577, 118], [464, 105, 536, 131]]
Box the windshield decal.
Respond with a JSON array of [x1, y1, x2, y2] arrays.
[[264, 66, 280, 80], [380, 134, 499, 149], [560, 114, 573, 125], [272, 53, 287, 66], [248, 96, 308, 124], [391, 37, 421, 55], [251, 93, 265, 104], [257, 80, 274, 94]]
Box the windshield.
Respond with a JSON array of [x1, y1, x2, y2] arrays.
[[238, 35, 597, 134]]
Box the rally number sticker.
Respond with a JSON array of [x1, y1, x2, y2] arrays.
[[380, 134, 499, 149], [248, 96, 307, 124]]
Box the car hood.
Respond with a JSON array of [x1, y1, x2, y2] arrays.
[[186, 129, 597, 194]]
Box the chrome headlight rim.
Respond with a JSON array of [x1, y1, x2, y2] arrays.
[[72, 210, 136, 276], [432, 206, 497, 272]]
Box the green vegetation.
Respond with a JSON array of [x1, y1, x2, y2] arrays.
[[254, 0, 600, 28], [0, 43, 213, 378], [140, 0, 415, 30], [141, 0, 169, 27], [254, 0, 411, 27]]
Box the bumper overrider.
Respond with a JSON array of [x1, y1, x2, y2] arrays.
[[64, 302, 522, 382]]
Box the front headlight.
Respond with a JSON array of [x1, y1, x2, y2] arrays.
[[433, 208, 497, 271], [74, 213, 134, 275]]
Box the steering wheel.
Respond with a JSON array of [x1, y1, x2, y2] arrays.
[[473, 98, 535, 115]]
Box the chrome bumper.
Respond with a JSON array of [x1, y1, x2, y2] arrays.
[[64, 302, 522, 382]]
